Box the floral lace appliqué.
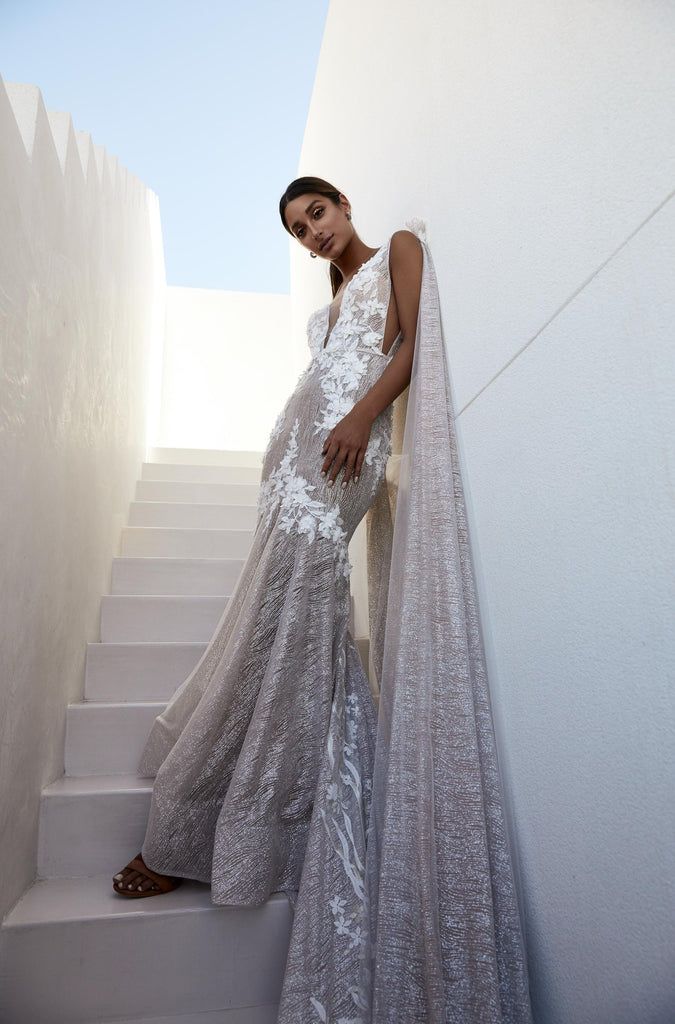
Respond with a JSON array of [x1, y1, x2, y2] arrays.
[[313, 348, 371, 434], [257, 419, 353, 579], [308, 247, 395, 489], [309, 678, 372, 1024]]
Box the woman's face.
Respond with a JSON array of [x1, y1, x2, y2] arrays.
[[284, 193, 351, 259]]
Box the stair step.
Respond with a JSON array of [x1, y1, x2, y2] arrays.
[[149, 447, 264, 467], [120, 526, 254, 558], [100, 595, 229, 642], [38, 774, 154, 877], [128, 501, 258, 530], [85, 642, 206, 701], [0, 873, 291, 1023], [97, 1011, 277, 1024], [111, 556, 245, 595], [135, 479, 260, 505], [1, 449, 306, 1022], [141, 463, 262, 485], [65, 702, 166, 776]]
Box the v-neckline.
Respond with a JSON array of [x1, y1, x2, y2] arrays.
[[321, 245, 384, 350]]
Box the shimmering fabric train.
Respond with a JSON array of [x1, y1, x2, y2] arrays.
[[137, 220, 535, 1023]]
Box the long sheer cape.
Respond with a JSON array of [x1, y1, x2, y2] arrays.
[[363, 219, 533, 1021]]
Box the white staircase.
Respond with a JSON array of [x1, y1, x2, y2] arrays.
[[0, 448, 294, 1024]]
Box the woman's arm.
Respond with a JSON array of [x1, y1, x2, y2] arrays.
[[321, 229, 424, 487]]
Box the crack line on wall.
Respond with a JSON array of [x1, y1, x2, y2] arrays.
[[456, 184, 675, 418]]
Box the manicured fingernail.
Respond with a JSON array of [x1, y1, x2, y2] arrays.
[[327, 479, 333, 487], [342, 481, 347, 488], [354, 476, 359, 482], [321, 470, 326, 476]]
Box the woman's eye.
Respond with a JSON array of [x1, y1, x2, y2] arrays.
[[314, 207, 323, 217]]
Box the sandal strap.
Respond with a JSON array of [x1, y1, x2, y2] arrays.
[[128, 854, 180, 891]]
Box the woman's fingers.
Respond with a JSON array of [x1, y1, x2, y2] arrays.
[[321, 437, 341, 477], [354, 449, 365, 483], [321, 429, 364, 486], [340, 449, 358, 487], [326, 445, 348, 486]]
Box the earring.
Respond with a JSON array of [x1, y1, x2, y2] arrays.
[[310, 251, 317, 258], [347, 213, 351, 220]]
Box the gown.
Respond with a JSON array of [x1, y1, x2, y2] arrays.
[[137, 235, 401, 907], [136, 221, 535, 1023]]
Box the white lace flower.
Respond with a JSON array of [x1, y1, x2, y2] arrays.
[[357, 294, 387, 321], [355, 263, 378, 288], [329, 895, 347, 915], [360, 327, 381, 349], [257, 418, 352, 580], [313, 349, 371, 433]]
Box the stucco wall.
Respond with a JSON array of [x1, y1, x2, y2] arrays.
[[295, 3, 675, 1021], [157, 286, 294, 452], [0, 77, 165, 922]]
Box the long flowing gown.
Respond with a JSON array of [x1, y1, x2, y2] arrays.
[[137, 232, 400, 899], [136, 220, 535, 1023]]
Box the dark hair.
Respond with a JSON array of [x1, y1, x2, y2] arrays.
[[279, 175, 344, 297]]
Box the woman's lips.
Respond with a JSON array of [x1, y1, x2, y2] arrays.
[[320, 235, 333, 252]]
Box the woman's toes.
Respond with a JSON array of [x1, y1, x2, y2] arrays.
[[112, 864, 170, 895]]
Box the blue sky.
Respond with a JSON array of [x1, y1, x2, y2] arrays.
[[0, 0, 328, 292]]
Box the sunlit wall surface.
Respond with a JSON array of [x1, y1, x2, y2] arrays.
[[0, 76, 165, 922], [157, 287, 296, 452]]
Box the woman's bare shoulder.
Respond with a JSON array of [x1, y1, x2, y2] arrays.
[[389, 229, 423, 272], [389, 228, 423, 259], [391, 228, 421, 243]]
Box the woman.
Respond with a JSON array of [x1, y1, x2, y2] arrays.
[[112, 177, 534, 1023]]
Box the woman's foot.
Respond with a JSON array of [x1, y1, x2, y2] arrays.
[[112, 852, 183, 897]]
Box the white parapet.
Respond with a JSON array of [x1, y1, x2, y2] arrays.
[[0, 75, 166, 927]]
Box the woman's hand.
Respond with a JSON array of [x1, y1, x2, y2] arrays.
[[321, 404, 373, 487]]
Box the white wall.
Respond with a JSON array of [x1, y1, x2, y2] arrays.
[[156, 287, 295, 452], [0, 77, 165, 922], [295, 3, 675, 1022]]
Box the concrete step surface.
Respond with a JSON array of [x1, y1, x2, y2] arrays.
[[141, 462, 262, 485], [65, 701, 166, 776], [37, 774, 154, 877], [95, 1010, 277, 1024], [128, 500, 259, 530], [148, 446, 264, 467], [0, 872, 291, 1023], [100, 594, 229, 642], [135, 478, 260, 505], [120, 526, 254, 559], [111, 556, 245, 595], [85, 642, 206, 701]]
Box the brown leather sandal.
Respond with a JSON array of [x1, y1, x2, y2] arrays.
[[112, 852, 183, 897]]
